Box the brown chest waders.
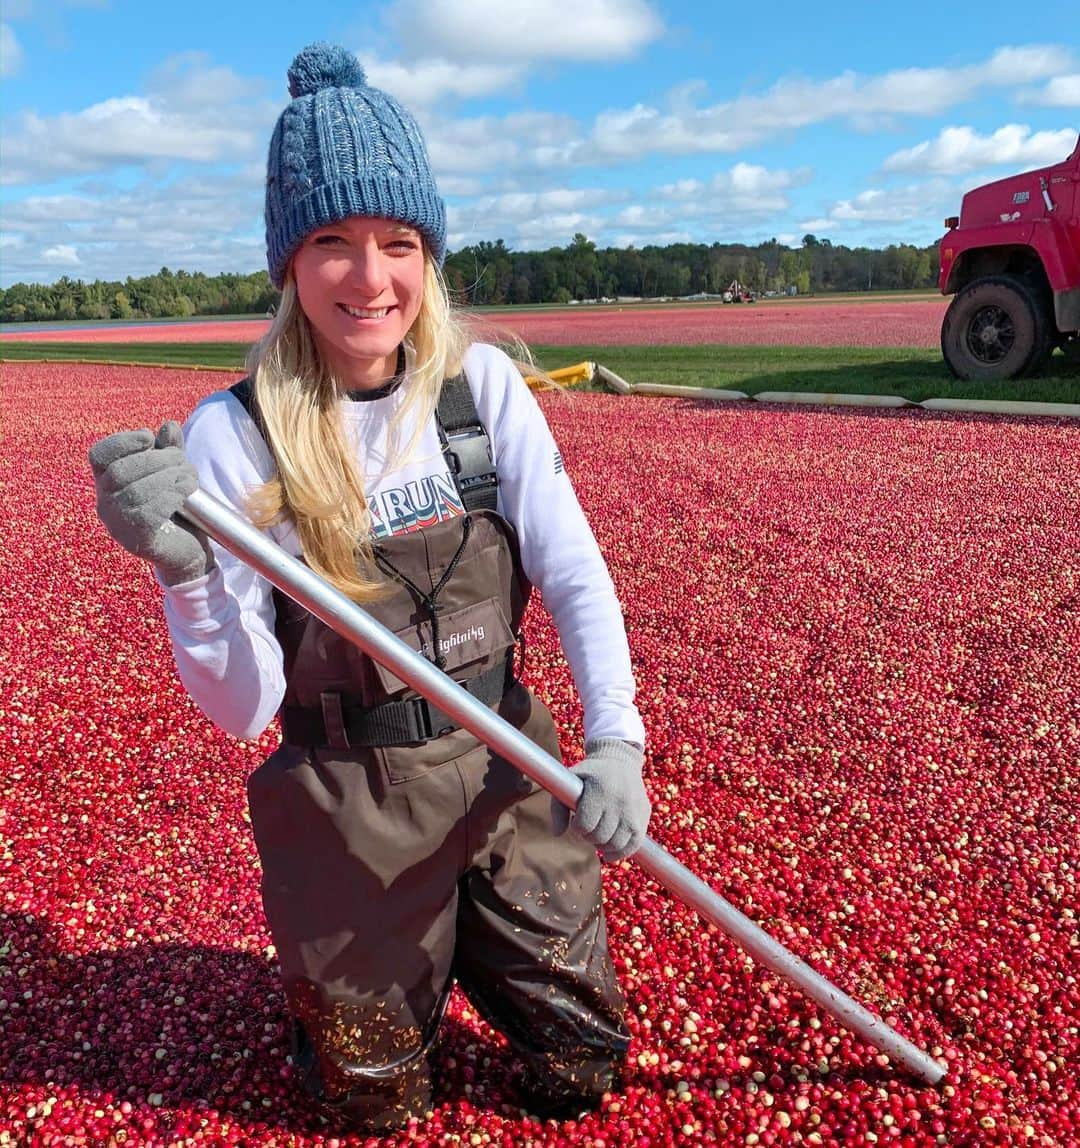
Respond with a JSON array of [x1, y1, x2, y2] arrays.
[[237, 376, 628, 1129]]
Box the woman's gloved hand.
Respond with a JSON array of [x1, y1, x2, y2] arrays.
[[88, 421, 214, 586], [552, 738, 651, 861]]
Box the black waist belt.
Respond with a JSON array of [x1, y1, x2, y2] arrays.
[[280, 654, 515, 749]]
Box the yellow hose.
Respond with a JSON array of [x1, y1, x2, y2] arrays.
[[523, 360, 595, 390]]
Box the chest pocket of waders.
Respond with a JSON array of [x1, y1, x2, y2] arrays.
[[342, 510, 531, 786], [362, 508, 524, 740], [372, 595, 516, 697], [277, 510, 528, 763], [369, 590, 523, 785]]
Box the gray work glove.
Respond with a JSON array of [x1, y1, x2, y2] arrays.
[[88, 421, 214, 586], [552, 738, 651, 861]]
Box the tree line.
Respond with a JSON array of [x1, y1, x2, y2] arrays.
[[0, 267, 278, 324], [0, 234, 938, 323]]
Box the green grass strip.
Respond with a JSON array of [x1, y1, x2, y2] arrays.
[[531, 344, 1080, 404], [0, 342, 248, 369], [4, 339, 1078, 403]]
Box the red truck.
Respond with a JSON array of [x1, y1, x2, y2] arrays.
[[939, 133, 1080, 380]]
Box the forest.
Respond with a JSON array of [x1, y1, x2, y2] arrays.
[[0, 233, 939, 323]]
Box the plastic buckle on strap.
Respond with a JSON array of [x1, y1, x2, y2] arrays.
[[406, 697, 456, 742], [406, 697, 432, 742], [444, 429, 493, 483], [320, 692, 351, 751]]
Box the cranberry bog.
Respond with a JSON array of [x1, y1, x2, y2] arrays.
[[0, 298, 947, 349], [3, 362, 1079, 1147]]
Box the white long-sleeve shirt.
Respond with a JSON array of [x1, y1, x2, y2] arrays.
[[159, 342, 645, 747]]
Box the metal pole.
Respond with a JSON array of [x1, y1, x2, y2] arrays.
[[181, 488, 946, 1086]]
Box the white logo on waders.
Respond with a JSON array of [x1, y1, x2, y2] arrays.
[[438, 624, 485, 654]]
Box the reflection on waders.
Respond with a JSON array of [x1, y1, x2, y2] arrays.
[[237, 374, 629, 1128]]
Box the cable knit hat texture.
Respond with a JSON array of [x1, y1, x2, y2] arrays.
[[265, 43, 447, 287]]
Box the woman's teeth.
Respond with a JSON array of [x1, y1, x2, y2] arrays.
[[339, 303, 389, 318]]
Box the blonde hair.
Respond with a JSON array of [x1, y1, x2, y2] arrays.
[[243, 251, 473, 602]]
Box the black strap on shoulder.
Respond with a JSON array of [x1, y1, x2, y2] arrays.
[[228, 375, 254, 412], [436, 373, 498, 513], [228, 376, 269, 440]]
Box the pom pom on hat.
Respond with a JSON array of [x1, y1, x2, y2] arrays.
[[287, 42, 366, 98]]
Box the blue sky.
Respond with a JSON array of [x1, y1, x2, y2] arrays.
[[1, 0, 1077, 287]]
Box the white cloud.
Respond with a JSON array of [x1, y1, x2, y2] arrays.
[[590, 102, 748, 159], [469, 187, 623, 219], [586, 163, 810, 244], [586, 45, 1075, 160], [3, 98, 258, 182], [4, 192, 105, 222], [146, 51, 265, 109], [658, 162, 811, 213], [42, 244, 80, 265], [423, 116, 524, 175], [512, 212, 600, 240], [0, 173, 264, 284], [447, 187, 624, 248], [419, 44, 1076, 175], [797, 179, 958, 233], [424, 110, 581, 176], [0, 22, 23, 77], [882, 124, 1078, 175], [1017, 74, 1080, 108], [444, 173, 796, 250], [436, 152, 807, 248], [983, 46, 1075, 85], [393, 0, 662, 62], [437, 175, 486, 196], [362, 56, 520, 106], [832, 189, 927, 223], [1, 54, 273, 185]]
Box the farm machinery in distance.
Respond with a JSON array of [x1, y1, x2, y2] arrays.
[[722, 279, 757, 303]]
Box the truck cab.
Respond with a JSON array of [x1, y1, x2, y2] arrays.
[[938, 134, 1080, 379]]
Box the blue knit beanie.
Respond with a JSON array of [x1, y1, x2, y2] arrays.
[[264, 43, 447, 287]]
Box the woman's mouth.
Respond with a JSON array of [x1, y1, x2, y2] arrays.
[[337, 303, 391, 319]]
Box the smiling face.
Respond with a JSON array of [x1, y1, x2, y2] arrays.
[[291, 216, 426, 390]]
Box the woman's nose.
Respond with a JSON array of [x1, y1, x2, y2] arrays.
[[345, 240, 389, 294]]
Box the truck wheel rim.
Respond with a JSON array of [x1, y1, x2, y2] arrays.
[[965, 304, 1016, 364]]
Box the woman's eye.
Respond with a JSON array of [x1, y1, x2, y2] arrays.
[[312, 234, 343, 246]]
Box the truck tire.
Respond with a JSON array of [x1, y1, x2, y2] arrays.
[[941, 276, 1053, 381]]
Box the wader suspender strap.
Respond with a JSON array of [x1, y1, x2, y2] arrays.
[[227, 368, 513, 748], [434, 372, 527, 686], [436, 374, 499, 513], [229, 376, 264, 436]]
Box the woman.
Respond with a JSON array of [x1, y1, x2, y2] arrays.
[[89, 42, 651, 1131]]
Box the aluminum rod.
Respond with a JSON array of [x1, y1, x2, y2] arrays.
[[181, 488, 946, 1086]]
